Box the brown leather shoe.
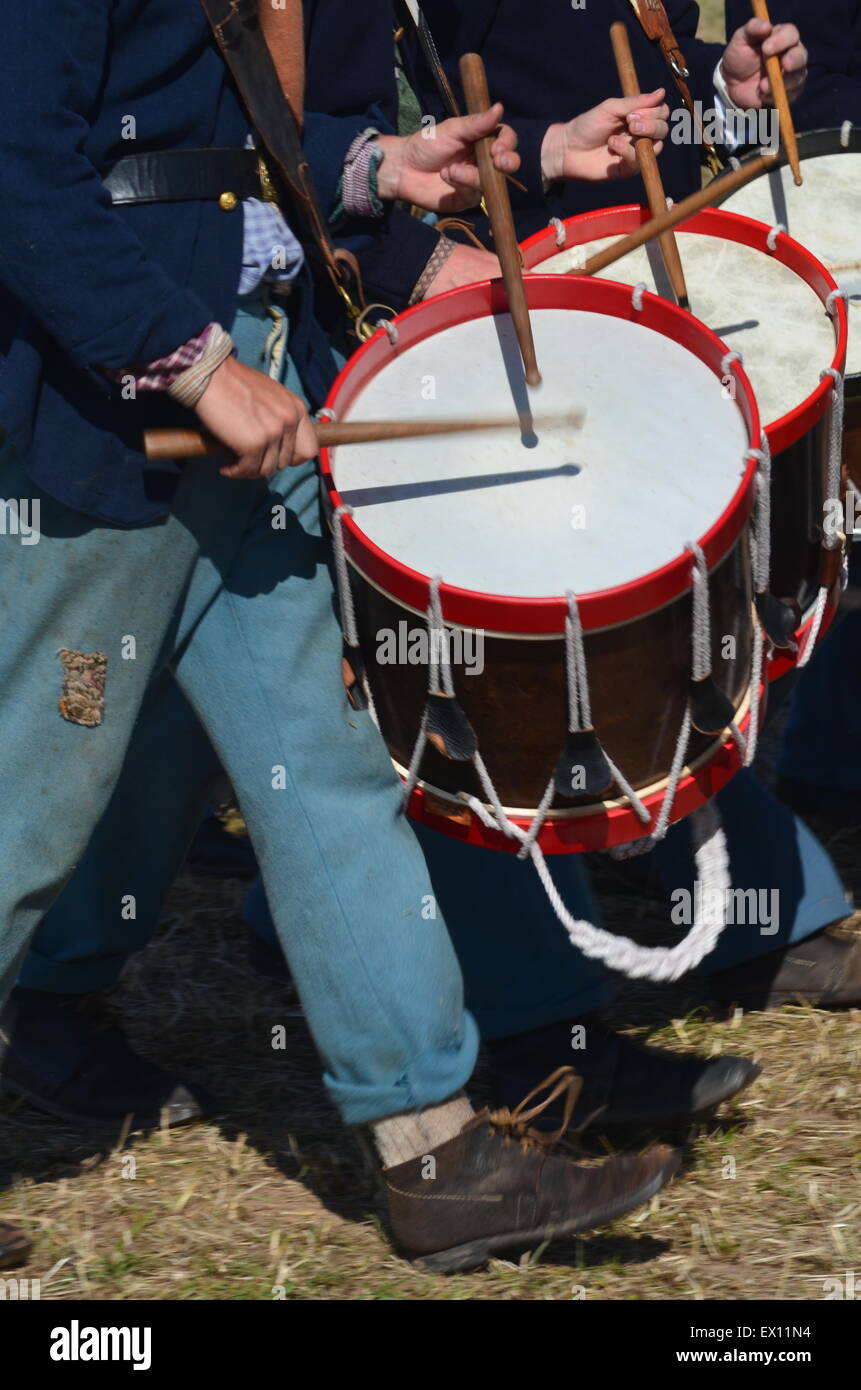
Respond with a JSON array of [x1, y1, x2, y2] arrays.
[[709, 916, 861, 1011], [0, 1221, 32, 1269], [384, 1069, 681, 1272]]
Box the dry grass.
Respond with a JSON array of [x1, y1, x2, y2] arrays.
[[699, 0, 726, 45]]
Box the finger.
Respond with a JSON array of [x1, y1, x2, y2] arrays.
[[265, 436, 288, 477], [780, 45, 807, 75], [443, 161, 481, 189], [741, 17, 772, 43], [627, 114, 669, 140], [294, 415, 319, 465], [490, 123, 519, 155], [607, 134, 637, 173], [762, 23, 801, 58], [220, 451, 263, 480], [277, 418, 299, 471]]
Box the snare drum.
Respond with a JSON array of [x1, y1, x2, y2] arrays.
[[521, 204, 849, 677], [719, 128, 861, 510], [320, 276, 762, 854]]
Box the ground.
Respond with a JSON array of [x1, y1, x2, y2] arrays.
[[3, 0, 859, 1305]]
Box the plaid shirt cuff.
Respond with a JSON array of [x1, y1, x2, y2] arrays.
[[102, 323, 235, 407], [342, 129, 385, 219]]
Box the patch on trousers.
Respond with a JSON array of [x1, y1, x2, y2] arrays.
[[57, 649, 107, 727]]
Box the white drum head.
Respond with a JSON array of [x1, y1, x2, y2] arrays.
[[332, 308, 749, 601], [537, 231, 837, 427], [722, 152, 861, 379]]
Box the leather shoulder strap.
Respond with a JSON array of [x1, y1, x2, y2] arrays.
[[626, 0, 723, 173], [199, 0, 357, 298], [399, 0, 461, 118]]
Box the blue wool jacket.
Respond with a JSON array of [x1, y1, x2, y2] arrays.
[[0, 0, 369, 526], [417, 0, 725, 241], [726, 0, 861, 127]]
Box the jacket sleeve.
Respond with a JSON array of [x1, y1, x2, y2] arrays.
[[338, 210, 445, 313], [0, 4, 216, 375], [303, 105, 396, 219]]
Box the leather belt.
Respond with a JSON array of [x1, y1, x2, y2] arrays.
[[103, 148, 273, 208]]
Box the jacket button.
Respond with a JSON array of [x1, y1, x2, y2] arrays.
[[218, 191, 238, 211]]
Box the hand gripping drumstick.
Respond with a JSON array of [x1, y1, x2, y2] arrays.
[[458, 53, 542, 387], [609, 22, 689, 310], [573, 149, 780, 277], [750, 0, 802, 186], [143, 411, 584, 460]]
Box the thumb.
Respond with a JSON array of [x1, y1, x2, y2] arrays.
[[602, 88, 666, 119], [452, 102, 505, 141]]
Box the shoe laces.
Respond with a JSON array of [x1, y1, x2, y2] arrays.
[[486, 1065, 583, 1150]]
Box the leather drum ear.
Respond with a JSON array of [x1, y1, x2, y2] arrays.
[[688, 674, 735, 736], [341, 639, 369, 711], [553, 728, 614, 799], [425, 691, 478, 761], [754, 592, 800, 651]]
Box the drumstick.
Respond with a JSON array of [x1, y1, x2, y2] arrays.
[[609, 22, 689, 309], [750, 0, 802, 186], [143, 411, 584, 460], [574, 149, 780, 277], [458, 53, 541, 387]]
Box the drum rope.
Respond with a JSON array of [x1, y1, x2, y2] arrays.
[[564, 591, 591, 729], [463, 784, 731, 982], [548, 217, 566, 248], [766, 224, 786, 252], [798, 364, 845, 667], [331, 504, 361, 647], [330, 503, 381, 728], [743, 621, 764, 767], [427, 575, 456, 697], [748, 439, 772, 595], [688, 542, 711, 681], [404, 571, 733, 981]]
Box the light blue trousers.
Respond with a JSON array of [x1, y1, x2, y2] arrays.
[[0, 293, 482, 1124]]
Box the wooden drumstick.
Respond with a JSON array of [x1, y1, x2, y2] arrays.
[[143, 411, 584, 460], [750, 0, 802, 186], [575, 150, 780, 277], [609, 22, 689, 309], [458, 53, 541, 387]]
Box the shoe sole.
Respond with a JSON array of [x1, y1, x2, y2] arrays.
[[0, 1076, 203, 1132], [406, 1156, 681, 1274]]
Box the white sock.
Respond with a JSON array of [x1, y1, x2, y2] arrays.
[[372, 1092, 475, 1168]]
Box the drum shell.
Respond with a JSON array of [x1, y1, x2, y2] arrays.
[[349, 536, 752, 811]]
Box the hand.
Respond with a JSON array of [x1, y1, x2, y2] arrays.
[[376, 105, 519, 213], [195, 356, 319, 479], [721, 18, 807, 109], [423, 243, 501, 296], [541, 90, 670, 183]]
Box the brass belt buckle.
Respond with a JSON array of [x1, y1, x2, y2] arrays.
[[257, 153, 279, 204]]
